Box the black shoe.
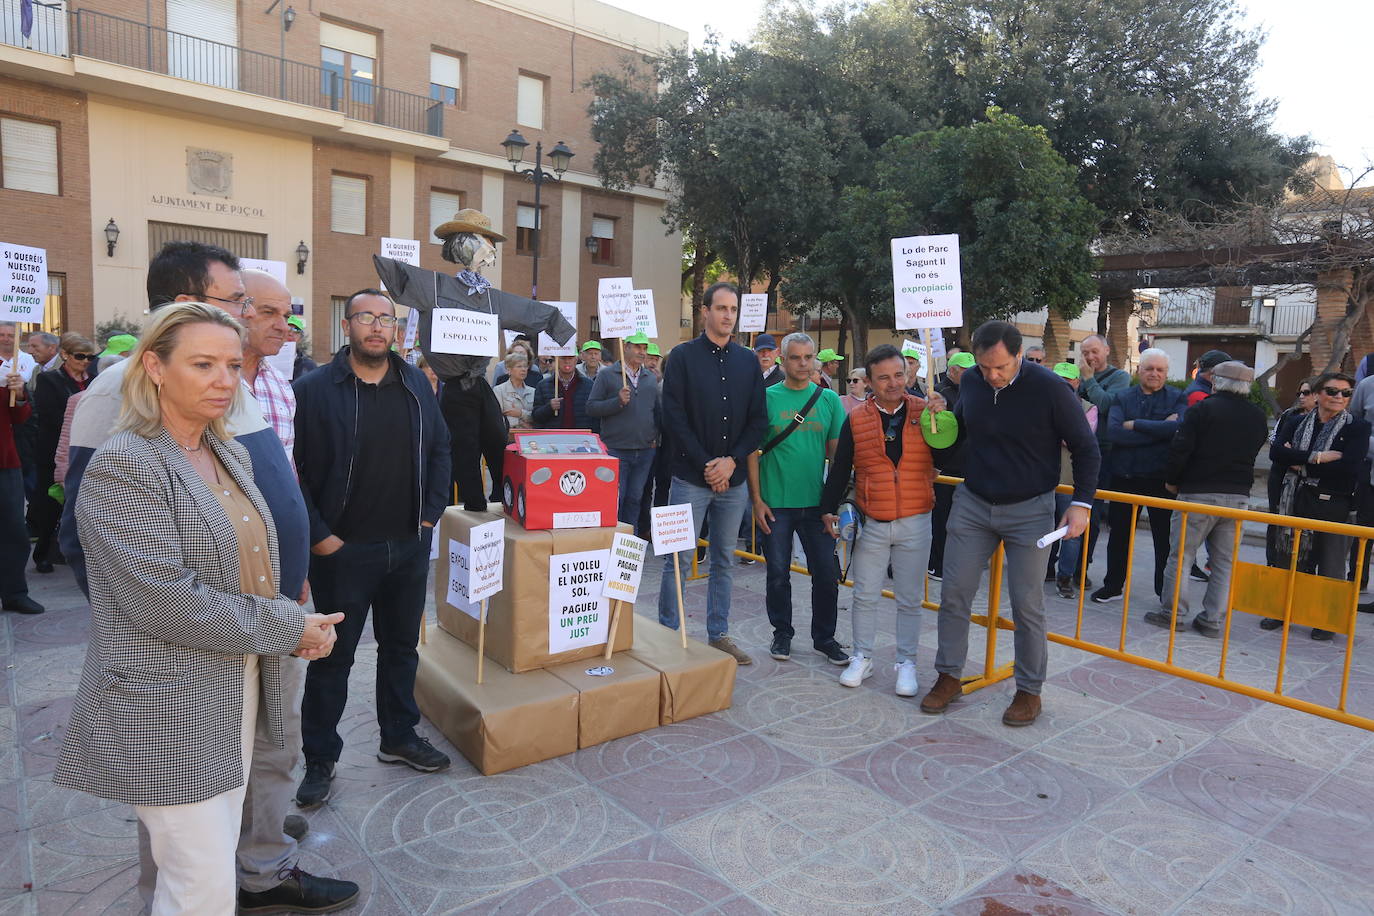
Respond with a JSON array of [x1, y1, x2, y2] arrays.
[[928, 569, 943, 581], [1055, 577, 1075, 599], [2, 595, 44, 614], [1142, 610, 1187, 632], [1259, 617, 1282, 631], [740, 556, 757, 566], [1191, 617, 1220, 639], [295, 760, 334, 809], [1311, 628, 1334, 641], [1359, 600, 1374, 615], [237, 864, 359, 915], [378, 735, 450, 772], [33, 561, 53, 574], [1189, 564, 1210, 582], [283, 814, 309, 842], [813, 640, 850, 666], [1090, 586, 1122, 604], [769, 635, 791, 660]]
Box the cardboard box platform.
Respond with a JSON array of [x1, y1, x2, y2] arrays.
[[435, 506, 633, 673], [547, 655, 662, 748], [415, 628, 578, 775], [627, 619, 737, 725]]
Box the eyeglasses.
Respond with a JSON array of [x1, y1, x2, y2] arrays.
[[349, 312, 399, 328], [847, 377, 863, 383], [1298, 389, 1314, 397], [1025, 356, 1043, 363], [67, 352, 94, 361], [1321, 386, 1353, 398], [201, 294, 256, 317]]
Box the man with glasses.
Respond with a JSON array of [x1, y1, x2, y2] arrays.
[[59, 241, 359, 914], [1023, 345, 1046, 365], [292, 289, 452, 807]]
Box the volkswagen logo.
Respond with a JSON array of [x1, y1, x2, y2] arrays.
[[558, 470, 587, 496]]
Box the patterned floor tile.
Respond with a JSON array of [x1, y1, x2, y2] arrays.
[[835, 810, 1004, 907], [29, 858, 141, 915], [1049, 655, 1175, 704], [556, 835, 739, 914], [1221, 702, 1373, 774], [451, 877, 590, 914], [369, 821, 546, 914], [491, 785, 649, 874], [594, 752, 754, 831], [567, 732, 676, 783], [953, 682, 1117, 752], [832, 720, 1022, 807], [0, 710, 18, 783], [1033, 705, 1211, 788], [1178, 840, 1374, 915], [22, 775, 122, 831], [1263, 773, 1374, 879], [663, 801, 813, 889], [1126, 677, 1260, 729], [27, 805, 138, 889], [16, 698, 69, 779], [0, 781, 29, 896], [747, 684, 924, 765], [945, 866, 1119, 916], [744, 848, 935, 916], [9, 646, 85, 709]]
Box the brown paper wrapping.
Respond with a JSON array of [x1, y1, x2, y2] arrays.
[[626, 619, 737, 725], [546, 654, 662, 748], [435, 507, 634, 673], [414, 627, 579, 775]]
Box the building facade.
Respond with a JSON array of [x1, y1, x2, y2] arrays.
[[1, 0, 685, 359]]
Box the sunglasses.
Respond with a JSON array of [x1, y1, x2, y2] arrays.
[[847, 377, 863, 383], [1025, 356, 1043, 363], [67, 352, 94, 361], [1298, 389, 1314, 397], [1321, 386, 1353, 398]]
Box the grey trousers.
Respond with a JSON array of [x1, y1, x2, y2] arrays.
[[1158, 492, 1248, 625], [935, 487, 1056, 694], [137, 656, 305, 905], [850, 512, 932, 663]]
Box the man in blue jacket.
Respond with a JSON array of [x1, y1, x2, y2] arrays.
[[292, 289, 452, 807], [1091, 348, 1185, 603], [534, 354, 595, 430]]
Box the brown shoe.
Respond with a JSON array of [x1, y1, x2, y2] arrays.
[[919, 672, 963, 714], [1001, 690, 1042, 727], [709, 636, 753, 665]]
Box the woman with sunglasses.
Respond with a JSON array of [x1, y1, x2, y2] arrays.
[[840, 368, 868, 415], [30, 333, 99, 573], [1268, 371, 1368, 640], [1265, 378, 1317, 566]]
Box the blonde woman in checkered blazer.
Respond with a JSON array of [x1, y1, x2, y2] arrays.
[[54, 303, 343, 916]]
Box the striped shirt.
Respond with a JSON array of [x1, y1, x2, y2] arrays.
[[249, 358, 296, 464]]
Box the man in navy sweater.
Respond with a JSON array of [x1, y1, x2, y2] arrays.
[[920, 321, 1100, 726]]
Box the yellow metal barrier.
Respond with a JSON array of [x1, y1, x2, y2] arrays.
[[684, 475, 1374, 729]]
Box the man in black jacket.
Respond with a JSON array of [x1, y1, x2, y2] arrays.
[[292, 289, 452, 806], [1144, 361, 1267, 637]]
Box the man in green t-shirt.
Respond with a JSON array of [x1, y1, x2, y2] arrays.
[[746, 332, 849, 665]]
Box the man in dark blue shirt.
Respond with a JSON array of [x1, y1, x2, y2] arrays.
[[920, 320, 1099, 727], [657, 281, 768, 664]]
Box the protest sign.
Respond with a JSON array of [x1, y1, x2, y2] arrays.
[[446, 539, 480, 620], [239, 258, 287, 284], [402, 311, 420, 350], [379, 238, 420, 293], [739, 293, 768, 333], [604, 533, 648, 604], [597, 277, 635, 338], [651, 504, 696, 556], [467, 518, 506, 602], [548, 548, 610, 653], [431, 310, 499, 356], [264, 340, 296, 380], [891, 234, 962, 330], [538, 301, 578, 356], [0, 243, 47, 323], [631, 289, 658, 338]]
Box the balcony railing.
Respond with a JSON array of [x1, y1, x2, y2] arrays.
[[65, 9, 442, 137], [1154, 295, 1314, 337]]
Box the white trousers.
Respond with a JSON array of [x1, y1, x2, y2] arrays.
[[133, 657, 259, 916]]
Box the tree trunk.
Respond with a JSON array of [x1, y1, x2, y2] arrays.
[[837, 312, 849, 361], [840, 296, 869, 357], [1096, 294, 1109, 337], [689, 241, 710, 338]]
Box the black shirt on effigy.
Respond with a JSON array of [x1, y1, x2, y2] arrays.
[[333, 363, 419, 542]]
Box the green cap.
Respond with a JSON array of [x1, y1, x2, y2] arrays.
[[580, 340, 603, 352], [901, 345, 922, 360], [286, 315, 305, 332], [817, 348, 844, 363], [98, 334, 138, 358], [1052, 361, 1079, 380], [623, 331, 650, 345], [948, 352, 975, 369], [646, 343, 662, 356], [920, 408, 958, 450]]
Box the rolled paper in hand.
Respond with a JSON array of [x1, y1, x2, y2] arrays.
[[1036, 526, 1070, 549]]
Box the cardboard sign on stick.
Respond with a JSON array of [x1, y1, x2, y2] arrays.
[[604, 533, 648, 604], [446, 539, 480, 620], [738, 293, 768, 333], [631, 290, 658, 339], [597, 278, 636, 337], [891, 234, 962, 330], [239, 258, 288, 284], [431, 310, 500, 356], [548, 548, 611, 653], [467, 519, 506, 602], [651, 504, 696, 556], [538, 301, 578, 356], [0, 243, 47, 323]]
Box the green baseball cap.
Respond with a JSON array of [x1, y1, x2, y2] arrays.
[[948, 352, 975, 369], [580, 340, 603, 352], [646, 343, 662, 356], [286, 315, 305, 332], [1053, 361, 1079, 380], [920, 406, 958, 449], [901, 345, 922, 360], [98, 334, 138, 358], [623, 331, 650, 345], [817, 348, 844, 363]]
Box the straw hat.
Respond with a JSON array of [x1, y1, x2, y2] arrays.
[[433, 208, 507, 243]]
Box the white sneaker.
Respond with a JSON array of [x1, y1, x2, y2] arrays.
[[839, 654, 874, 687], [894, 660, 919, 697]]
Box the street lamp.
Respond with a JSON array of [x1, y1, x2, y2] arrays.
[[295, 240, 310, 275], [104, 218, 120, 257], [501, 129, 573, 298]]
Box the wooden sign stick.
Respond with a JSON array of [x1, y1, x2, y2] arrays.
[[604, 598, 622, 660], [673, 552, 688, 648], [620, 341, 628, 387], [923, 328, 938, 434], [8, 326, 18, 407], [476, 598, 488, 685]]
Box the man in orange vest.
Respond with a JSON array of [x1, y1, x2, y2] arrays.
[[821, 344, 956, 696]]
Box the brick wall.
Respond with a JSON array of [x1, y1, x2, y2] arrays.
[[501, 170, 565, 301], [0, 78, 93, 335], [577, 188, 634, 342], [413, 158, 484, 274]]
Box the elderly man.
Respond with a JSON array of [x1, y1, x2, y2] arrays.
[[1023, 345, 1047, 366], [1183, 349, 1233, 412], [534, 354, 594, 429], [817, 348, 844, 389], [755, 333, 784, 387], [26, 332, 60, 373], [240, 270, 298, 463], [587, 331, 659, 532], [579, 340, 604, 380], [1091, 348, 1185, 603], [1077, 333, 1131, 568], [1144, 362, 1267, 636]]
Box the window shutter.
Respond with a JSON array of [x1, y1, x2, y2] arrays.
[[591, 217, 615, 239], [517, 74, 544, 129], [1, 118, 59, 195], [430, 52, 460, 89], [516, 205, 539, 230], [331, 174, 367, 235], [429, 190, 462, 242], [319, 21, 376, 58]]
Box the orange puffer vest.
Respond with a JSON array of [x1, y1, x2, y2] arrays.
[[849, 394, 936, 521]]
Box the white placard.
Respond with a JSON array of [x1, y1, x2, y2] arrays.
[[650, 503, 697, 556], [548, 548, 611, 652], [445, 539, 480, 619], [604, 532, 648, 604], [503, 330, 521, 349], [264, 340, 296, 380], [467, 518, 506, 602], [538, 301, 578, 357], [0, 243, 47, 323], [552, 510, 601, 529], [891, 234, 962, 330], [598, 277, 636, 338], [239, 258, 287, 284], [379, 238, 420, 293], [431, 310, 500, 356], [631, 289, 658, 339], [738, 293, 768, 333]]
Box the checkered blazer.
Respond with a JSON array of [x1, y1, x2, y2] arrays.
[[53, 431, 308, 806]]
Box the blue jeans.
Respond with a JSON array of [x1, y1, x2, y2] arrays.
[[763, 506, 839, 644], [0, 467, 30, 601], [608, 446, 655, 534], [301, 529, 432, 762], [657, 477, 750, 640], [1053, 492, 1084, 579]]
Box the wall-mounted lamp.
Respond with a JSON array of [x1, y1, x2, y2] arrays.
[[584, 236, 598, 255], [295, 240, 310, 275], [283, 5, 296, 29], [104, 218, 120, 257]]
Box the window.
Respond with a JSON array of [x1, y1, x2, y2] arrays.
[[41, 272, 65, 334], [430, 51, 461, 107], [331, 174, 368, 235], [516, 73, 545, 129], [589, 216, 615, 265], [515, 204, 541, 253], [320, 22, 376, 106], [1, 117, 59, 194], [429, 190, 462, 243], [331, 296, 349, 352], [148, 221, 267, 259]]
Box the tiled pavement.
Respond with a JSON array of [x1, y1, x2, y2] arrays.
[[4, 538, 1374, 914]]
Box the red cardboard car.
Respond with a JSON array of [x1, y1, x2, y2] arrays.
[[502, 430, 619, 530]]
